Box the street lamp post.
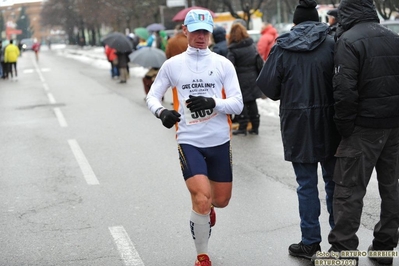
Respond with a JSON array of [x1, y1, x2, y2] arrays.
[[159, 5, 166, 26]]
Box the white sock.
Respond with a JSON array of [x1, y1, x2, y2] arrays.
[[190, 210, 211, 255]]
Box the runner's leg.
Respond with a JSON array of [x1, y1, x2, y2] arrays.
[[186, 175, 212, 255]]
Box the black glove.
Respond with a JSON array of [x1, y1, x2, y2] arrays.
[[185, 95, 215, 112], [159, 109, 181, 129]]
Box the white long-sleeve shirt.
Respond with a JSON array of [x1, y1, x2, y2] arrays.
[[147, 46, 243, 148]]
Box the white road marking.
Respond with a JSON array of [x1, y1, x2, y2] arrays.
[[109, 226, 145, 266], [47, 93, 56, 104], [53, 107, 68, 127], [43, 83, 50, 91], [67, 139, 99, 185], [33, 60, 68, 127], [36, 69, 45, 82], [33, 60, 45, 82], [22, 68, 50, 73]]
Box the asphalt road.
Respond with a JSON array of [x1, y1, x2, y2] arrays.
[[0, 46, 394, 266]]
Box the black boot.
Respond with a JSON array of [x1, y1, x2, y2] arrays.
[[232, 129, 247, 135], [248, 115, 260, 135], [248, 129, 258, 135], [289, 241, 321, 260], [233, 115, 248, 136]]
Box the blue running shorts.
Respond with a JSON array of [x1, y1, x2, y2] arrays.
[[178, 141, 233, 182]]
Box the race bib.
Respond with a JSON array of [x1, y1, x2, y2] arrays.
[[183, 104, 217, 125]]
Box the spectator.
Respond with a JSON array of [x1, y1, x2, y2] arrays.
[[4, 40, 20, 80], [257, 23, 278, 60], [127, 33, 139, 51], [147, 31, 166, 50], [0, 42, 4, 79], [211, 26, 228, 57], [165, 24, 188, 59], [227, 23, 263, 135], [116, 51, 129, 84], [318, 0, 399, 264], [327, 9, 339, 37], [257, 0, 340, 260], [104, 45, 119, 79], [136, 38, 148, 50]]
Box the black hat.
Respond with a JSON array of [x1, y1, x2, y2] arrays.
[[293, 0, 319, 25], [327, 9, 338, 18]]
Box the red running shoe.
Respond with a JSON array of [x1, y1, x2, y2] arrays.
[[210, 205, 216, 227], [195, 254, 212, 266]]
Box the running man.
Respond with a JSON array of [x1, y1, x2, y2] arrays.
[[146, 9, 243, 266], [32, 39, 40, 62]]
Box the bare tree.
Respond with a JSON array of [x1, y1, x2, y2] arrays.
[[40, 0, 398, 47], [221, 0, 266, 29], [75, 0, 108, 45], [375, 0, 399, 19], [41, 0, 80, 44]]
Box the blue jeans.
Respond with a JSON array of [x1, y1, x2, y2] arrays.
[[292, 157, 336, 245], [111, 65, 119, 77]]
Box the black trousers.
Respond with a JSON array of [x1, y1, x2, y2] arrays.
[[7, 62, 17, 77], [328, 126, 399, 251], [1, 61, 7, 78], [237, 100, 260, 130]]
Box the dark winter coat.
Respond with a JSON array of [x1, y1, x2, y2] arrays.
[[328, 23, 338, 37], [116, 52, 129, 68], [256, 22, 340, 163], [212, 27, 228, 57], [333, 0, 399, 138], [227, 37, 263, 103]]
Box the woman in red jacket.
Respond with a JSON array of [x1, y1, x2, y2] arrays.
[[104, 45, 119, 79]]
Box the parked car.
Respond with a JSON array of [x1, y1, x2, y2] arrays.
[[20, 38, 34, 51], [248, 30, 261, 43], [380, 20, 399, 34]]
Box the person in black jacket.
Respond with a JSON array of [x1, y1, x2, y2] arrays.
[[116, 51, 130, 84], [227, 23, 263, 135], [211, 26, 228, 57], [326, 9, 338, 37], [322, 0, 399, 264], [256, 0, 340, 259]]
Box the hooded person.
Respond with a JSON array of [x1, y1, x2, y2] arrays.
[[211, 26, 228, 57], [257, 0, 340, 260], [326, 9, 339, 37], [316, 0, 399, 264], [292, 0, 319, 25]]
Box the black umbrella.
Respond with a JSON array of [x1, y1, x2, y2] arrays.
[[101, 32, 133, 53]]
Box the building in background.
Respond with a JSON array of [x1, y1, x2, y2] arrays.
[[0, 0, 43, 41], [213, 10, 264, 33]]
